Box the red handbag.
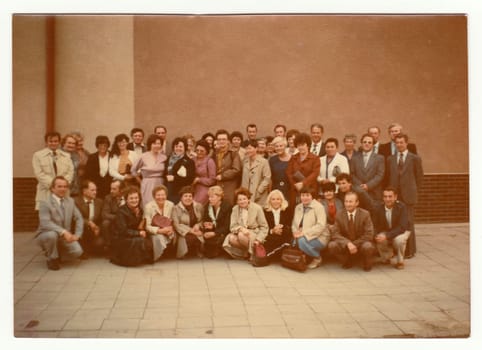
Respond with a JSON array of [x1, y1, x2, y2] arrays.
[[251, 243, 269, 267]]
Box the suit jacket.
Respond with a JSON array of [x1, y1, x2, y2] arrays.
[[37, 194, 83, 237], [331, 207, 374, 247], [264, 208, 292, 241], [127, 142, 147, 154], [310, 141, 325, 157], [291, 200, 330, 246], [372, 201, 409, 240], [320, 198, 344, 224], [85, 152, 113, 198], [241, 155, 272, 206], [144, 199, 175, 235], [286, 152, 321, 203], [165, 154, 196, 201], [102, 194, 124, 222], [74, 196, 103, 227], [379, 141, 417, 158], [213, 149, 242, 204], [172, 201, 204, 258], [108, 150, 140, 181], [351, 151, 385, 200], [386, 152, 424, 205], [32, 148, 74, 209]]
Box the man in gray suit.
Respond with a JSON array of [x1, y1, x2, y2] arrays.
[[351, 134, 385, 202], [386, 134, 424, 258], [35, 176, 84, 270]]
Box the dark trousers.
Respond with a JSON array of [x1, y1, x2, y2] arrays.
[[328, 240, 375, 267]]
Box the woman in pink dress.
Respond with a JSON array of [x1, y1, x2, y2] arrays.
[[192, 140, 216, 205], [131, 134, 167, 207]]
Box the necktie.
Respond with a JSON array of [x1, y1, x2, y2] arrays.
[[86, 200, 94, 220], [60, 198, 66, 225], [312, 144, 317, 155], [348, 213, 355, 240], [398, 153, 404, 172], [52, 151, 58, 175], [374, 144, 378, 154]]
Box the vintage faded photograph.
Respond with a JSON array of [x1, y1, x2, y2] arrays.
[[11, 12, 469, 341]]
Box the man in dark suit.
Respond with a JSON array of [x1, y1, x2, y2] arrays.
[[75, 180, 104, 256], [328, 191, 375, 271], [35, 176, 84, 270], [379, 123, 417, 158], [373, 187, 411, 269], [351, 134, 385, 201], [101, 179, 126, 249], [386, 134, 424, 258], [310, 123, 325, 157], [241, 123, 258, 148], [336, 172, 374, 212], [127, 127, 146, 156]]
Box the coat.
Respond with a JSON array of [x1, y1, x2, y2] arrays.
[[372, 201, 409, 240], [172, 201, 204, 258], [241, 155, 272, 206], [32, 148, 74, 210], [318, 152, 350, 184], [286, 152, 321, 204], [37, 194, 83, 237], [386, 152, 424, 205], [85, 152, 112, 199], [263, 208, 292, 255], [213, 149, 242, 205], [351, 151, 385, 200], [291, 199, 330, 246], [165, 154, 196, 203]]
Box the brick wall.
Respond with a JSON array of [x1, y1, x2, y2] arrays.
[[13, 174, 469, 231]]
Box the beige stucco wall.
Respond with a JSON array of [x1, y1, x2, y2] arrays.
[[12, 16, 48, 177], [55, 15, 135, 155]]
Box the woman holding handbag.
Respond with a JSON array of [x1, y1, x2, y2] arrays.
[[291, 186, 330, 269], [223, 187, 269, 260], [144, 185, 175, 261]]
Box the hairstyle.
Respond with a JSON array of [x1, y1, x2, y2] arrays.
[[195, 139, 211, 153], [265, 136, 274, 144], [324, 137, 339, 148], [360, 133, 374, 144], [61, 133, 77, 147], [50, 175, 69, 189], [310, 123, 324, 133], [215, 129, 230, 139], [234, 187, 252, 201], [183, 133, 196, 145], [130, 127, 144, 137], [343, 133, 357, 143], [286, 129, 300, 140], [271, 136, 287, 147], [274, 124, 287, 133], [146, 134, 163, 151], [152, 184, 168, 198], [154, 125, 167, 133], [70, 131, 84, 141], [44, 131, 61, 142], [321, 181, 337, 193], [171, 137, 188, 151], [388, 122, 403, 131], [257, 137, 267, 144], [395, 133, 409, 143], [178, 185, 194, 196], [245, 139, 258, 148], [299, 185, 316, 197], [294, 132, 312, 148], [367, 126, 381, 133], [344, 191, 359, 201], [207, 185, 224, 198], [383, 186, 398, 195], [336, 172, 352, 184], [230, 131, 244, 142], [110, 133, 130, 157], [264, 189, 289, 211], [111, 179, 123, 189], [201, 132, 215, 142], [80, 179, 95, 191], [246, 123, 257, 131], [124, 185, 142, 203], [95, 135, 111, 148]]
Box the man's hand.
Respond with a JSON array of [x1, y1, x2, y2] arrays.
[[347, 241, 358, 254]]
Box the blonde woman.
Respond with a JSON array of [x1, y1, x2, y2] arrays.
[[263, 189, 292, 259]]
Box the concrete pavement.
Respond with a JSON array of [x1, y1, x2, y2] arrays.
[[13, 223, 470, 339]]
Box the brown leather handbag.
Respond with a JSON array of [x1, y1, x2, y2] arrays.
[[281, 238, 307, 272]]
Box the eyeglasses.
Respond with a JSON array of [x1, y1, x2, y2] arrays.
[[362, 141, 373, 144]]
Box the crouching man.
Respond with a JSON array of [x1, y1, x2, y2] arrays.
[[35, 176, 84, 270]]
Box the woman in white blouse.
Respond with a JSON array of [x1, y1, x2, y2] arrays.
[[318, 137, 350, 196], [109, 133, 139, 186]]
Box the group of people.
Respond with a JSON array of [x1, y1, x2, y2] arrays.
[[33, 122, 423, 272]]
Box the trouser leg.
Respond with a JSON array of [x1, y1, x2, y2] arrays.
[[35, 231, 60, 261], [393, 230, 411, 263], [297, 236, 323, 258]]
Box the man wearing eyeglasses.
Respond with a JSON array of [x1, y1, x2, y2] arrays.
[[351, 134, 385, 202]]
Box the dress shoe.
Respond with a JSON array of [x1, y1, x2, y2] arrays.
[[47, 259, 60, 271], [307, 257, 322, 269], [363, 258, 373, 272], [395, 262, 405, 270], [404, 254, 415, 259]]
